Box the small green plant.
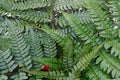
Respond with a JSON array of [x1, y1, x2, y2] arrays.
[[0, 0, 120, 80]]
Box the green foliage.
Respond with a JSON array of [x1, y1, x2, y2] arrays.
[[11, 0, 51, 10], [108, 0, 120, 26], [29, 28, 43, 58], [81, 0, 115, 38], [62, 35, 74, 72], [72, 42, 105, 77], [41, 27, 65, 46], [22, 69, 66, 80], [0, 37, 10, 50], [104, 40, 120, 59], [62, 11, 96, 44], [7, 19, 33, 69], [11, 72, 28, 80], [42, 32, 57, 58], [0, 49, 17, 74], [0, 75, 8, 80], [85, 64, 110, 80], [0, 0, 120, 80], [96, 51, 120, 78], [54, 0, 81, 11], [35, 58, 61, 70]]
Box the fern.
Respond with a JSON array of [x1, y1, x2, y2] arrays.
[[22, 69, 66, 80], [109, 0, 120, 26], [35, 58, 61, 70], [72, 10, 93, 24], [73, 44, 92, 65], [56, 10, 93, 27], [6, 19, 32, 69], [27, 28, 43, 68], [62, 12, 96, 44], [14, 10, 51, 23], [0, 75, 8, 80], [11, 72, 28, 80], [1, 0, 120, 80], [56, 16, 68, 27], [66, 72, 80, 80], [96, 51, 120, 78], [29, 28, 43, 58], [42, 32, 57, 58], [104, 39, 120, 59], [0, 37, 10, 50], [54, 0, 81, 11], [23, 68, 80, 80], [85, 64, 110, 80], [60, 27, 78, 41], [62, 35, 74, 73], [0, 49, 17, 74], [11, 0, 51, 10], [82, 0, 114, 38], [72, 41, 105, 76], [41, 27, 65, 46]]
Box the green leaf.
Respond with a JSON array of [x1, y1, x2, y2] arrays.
[[35, 58, 61, 70], [62, 11, 95, 44], [22, 68, 66, 80], [0, 75, 8, 80], [72, 41, 105, 76], [104, 41, 113, 49]]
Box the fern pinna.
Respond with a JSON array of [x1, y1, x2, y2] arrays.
[[0, 0, 120, 80]]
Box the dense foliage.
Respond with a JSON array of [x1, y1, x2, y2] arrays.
[[0, 0, 120, 80]]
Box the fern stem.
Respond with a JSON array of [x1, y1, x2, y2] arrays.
[[51, 0, 56, 29]]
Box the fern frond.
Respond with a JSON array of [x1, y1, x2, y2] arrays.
[[72, 41, 105, 76], [13, 10, 51, 23], [0, 37, 10, 50], [82, 0, 114, 38], [104, 40, 120, 59], [0, 16, 6, 26], [0, 9, 6, 16], [0, 49, 17, 74], [42, 32, 57, 58], [85, 64, 110, 80], [0, 1, 11, 10], [67, 72, 79, 80], [108, 0, 120, 38], [27, 28, 43, 68], [1, 7, 51, 23], [62, 12, 96, 44], [96, 51, 120, 78], [35, 58, 61, 70], [59, 27, 79, 42], [56, 11, 93, 27], [22, 69, 66, 80], [11, 0, 51, 10], [56, 16, 68, 27], [73, 44, 92, 65], [62, 35, 74, 73], [6, 19, 32, 69], [41, 27, 65, 46], [1, 0, 120, 79], [11, 72, 28, 80], [0, 75, 8, 80], [29, 28, 43, 58], [109, 0, 120, 26], [72, 10, 93, 24], [54, 0, 82, 11]]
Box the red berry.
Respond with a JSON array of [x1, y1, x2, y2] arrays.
[[42, 65, 49, 71]]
